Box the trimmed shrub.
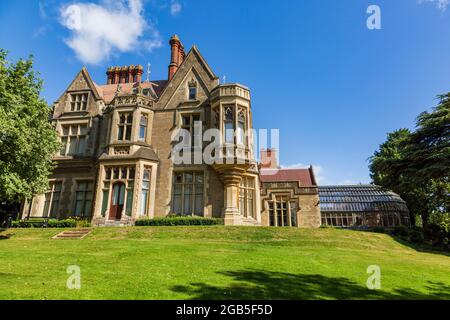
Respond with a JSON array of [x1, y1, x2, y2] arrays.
[[12, 219, 77, 228], [135, 216, 223, 226]]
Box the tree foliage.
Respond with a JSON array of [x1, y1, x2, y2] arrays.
[[369, 95, 450, 226], [0, 50, 60, 203]]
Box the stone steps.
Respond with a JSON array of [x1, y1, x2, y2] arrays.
[[53, 228, 92, 239], [241, 216, 261, 226]]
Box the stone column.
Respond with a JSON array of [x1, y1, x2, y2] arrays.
[[222, 172, 242, 226]]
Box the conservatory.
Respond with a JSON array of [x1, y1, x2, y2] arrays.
[[318, 185, 410, 228]]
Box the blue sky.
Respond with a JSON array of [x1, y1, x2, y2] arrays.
[[1, 0, 450, 185]]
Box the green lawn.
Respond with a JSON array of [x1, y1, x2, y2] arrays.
[[0, 226, 449, 300]]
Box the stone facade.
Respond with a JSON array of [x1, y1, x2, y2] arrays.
[[21, 35, 321, 228]]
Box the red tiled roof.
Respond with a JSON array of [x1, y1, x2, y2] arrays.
[[95, 80, 168, 104], [260, 168, 316, 187]]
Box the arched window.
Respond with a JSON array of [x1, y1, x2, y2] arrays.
[[237, 108, 246, 146], [224, 106, 234, 143], [188, 79, 197, 100]]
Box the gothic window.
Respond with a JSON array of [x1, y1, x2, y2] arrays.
[[70, 93, 88, 111], [60, 124, 88, 156], [43, 181, 62, 218], [239, 177, 255, 218], [188, 79, 197, 100], [172, 172, 204, 216], [118, 112, 133, 141], [237, 108, 246, 146], [139, 114, 148, 141], [74, 181, 93, 217], [224, 106, 234, 144]]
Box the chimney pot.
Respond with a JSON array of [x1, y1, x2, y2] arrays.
[[260, 148, 279, 169]]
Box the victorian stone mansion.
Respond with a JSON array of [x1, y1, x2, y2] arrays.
[[20, 35, 409, 229]]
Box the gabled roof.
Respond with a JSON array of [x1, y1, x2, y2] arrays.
[[260, 167, 317, 187], [55, 67, 102, 103], [157, 45, 219, 105]]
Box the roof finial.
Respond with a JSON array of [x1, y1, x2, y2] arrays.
[[222, 75, 226, 84]]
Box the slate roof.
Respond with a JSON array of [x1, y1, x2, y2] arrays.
[[95, 80, 168, 104]]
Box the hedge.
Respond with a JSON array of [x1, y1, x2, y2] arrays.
[[12, 219, 78, 228], [135, 216, 223, 226]]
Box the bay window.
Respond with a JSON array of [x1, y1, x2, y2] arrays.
[[239, 177, 255, 218]]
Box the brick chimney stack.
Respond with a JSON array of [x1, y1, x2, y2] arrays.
[[106, 65, 143, 84], [168, 35, 185, 81], [260, 149, 279, 169]]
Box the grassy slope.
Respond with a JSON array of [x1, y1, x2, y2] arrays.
[[0, 227, 449, 300]]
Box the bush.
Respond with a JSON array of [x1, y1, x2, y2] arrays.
[[135, 216, 223, 226], [408, 229, 425, 243], [11, 219, 77, 228], [370, 226, 386, 233], [392, 225, 410, 238], [424, 212, 450, 247]]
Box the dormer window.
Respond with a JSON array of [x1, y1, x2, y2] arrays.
[[188, 78, 197, 100], [70, 93, 88, 111]]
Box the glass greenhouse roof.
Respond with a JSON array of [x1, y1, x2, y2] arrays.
[[318, 185, 409, 213]]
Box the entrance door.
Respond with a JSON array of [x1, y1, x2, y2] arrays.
[[109, 182, 125, 220]]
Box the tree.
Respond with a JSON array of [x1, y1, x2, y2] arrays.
[[369, 96, 450, 226], [0, 50, 60, 204]]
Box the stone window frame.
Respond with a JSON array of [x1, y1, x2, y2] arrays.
[[267, 194, 299, 227], [221, 104, 250, 147], [43, 180, 63, 218], [69, 92, 89, 112], [239, 176, 256, 219], [140, 167, 151, 216], [73, 180, 94, 218], [59, 123, 89, 157], [117, 112, 133, 141], [188, 78, 198, 101], [180, 112, 202, 149], [171, 170, 205, 216], [138, 113, 149, 142]]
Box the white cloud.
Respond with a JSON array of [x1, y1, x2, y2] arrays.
[[419, 0, 450, 11], [59, 0, 162, 65], [170, 1, 182, 16]]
